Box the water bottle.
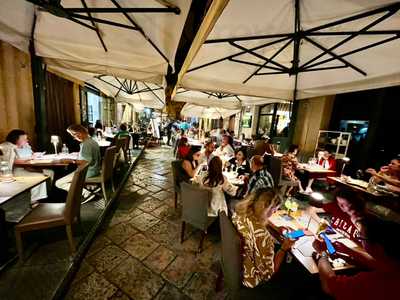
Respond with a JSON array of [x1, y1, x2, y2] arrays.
[[61, 144, 69, 154]]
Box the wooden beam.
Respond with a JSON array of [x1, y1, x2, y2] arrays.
[[169, 0, 229, 102]]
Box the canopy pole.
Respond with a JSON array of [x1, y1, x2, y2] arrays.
[[29, 13, 48, 149], [288, 0, 300, 146], [170, 0, 230, 101]]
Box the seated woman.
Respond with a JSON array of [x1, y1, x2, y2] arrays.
[[313, 216, 400, 300], [229, 148, 250, 176], [193, 156, 237, 216], [318, 150, 337, 171], [303, 150, 337, 192], [214, 135, 235, 158], [281, 144, 304, 194], [232, 189, 294, 288], [201, 140, 215, 165], [0, 129, 50, 202], [366, 158, 400, 193], [177, 145, 202, 184], [176, 137, 190, 159], [308, 187, 365, 243]]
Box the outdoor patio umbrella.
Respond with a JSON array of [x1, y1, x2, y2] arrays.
[[174, 87, 287, 109], [181, 0, 400, 102], [180, 103, 240, 119], [43, 65, 166, 109], [0, 0, 192, 83]]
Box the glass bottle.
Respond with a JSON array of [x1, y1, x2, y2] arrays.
[[61, 144, 69, 154]]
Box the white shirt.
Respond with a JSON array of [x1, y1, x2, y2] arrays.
[[214, 144, 235, 158], [193, 173, 238, 217]]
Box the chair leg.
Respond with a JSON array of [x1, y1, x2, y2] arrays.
[[15, 230, 24, 261], [174, 191, 178, 209], [66, 225, 76, 253], [111, 179, 115, 193], [180, 221, 186, 243], [101, 181, 108, 202], [198, 231, 206, 253]]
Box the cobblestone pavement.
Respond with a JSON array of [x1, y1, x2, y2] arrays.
[[66, 146, 224, 300]]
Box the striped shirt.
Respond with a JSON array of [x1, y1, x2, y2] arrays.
[[248, 168, 274, 193]]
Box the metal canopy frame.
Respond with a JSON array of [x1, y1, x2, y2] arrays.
[[95, 75, 165, 105], [187, 1, 400, 84], [177, 88, 242, 103], [26, 0, 181, 63]]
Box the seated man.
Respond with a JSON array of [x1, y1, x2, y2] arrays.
[[114, 123, 130, 139], [247, 155, 274, 194], [56, 125, 100, 197], [313, 216, 400, 300]]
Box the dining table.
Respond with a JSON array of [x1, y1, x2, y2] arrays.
[[0, 173, 49, 264], [297, 163, 337, 179], [268, 199, 364, 274], [13, 153, 79, 169], [329, 176, 400, 214]]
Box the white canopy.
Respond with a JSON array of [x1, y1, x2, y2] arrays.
[[89, 75, 165, 110], [48, 65, 165, 109], [182, 0, 400, 100], [0, 0, 192, 82], [174, 88, 287, 109], [180, 103, 240, 119]]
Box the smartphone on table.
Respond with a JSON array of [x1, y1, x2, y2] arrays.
[[284, 229, 305, 239]]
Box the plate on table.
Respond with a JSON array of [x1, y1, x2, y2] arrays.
[[346, 178, 369, 189], [30, 159, 54, 164], [0, 177, 16, 183]]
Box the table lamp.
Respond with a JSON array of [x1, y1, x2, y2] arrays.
[[51, 135, 60, 155], [341, 157, 350, 176]]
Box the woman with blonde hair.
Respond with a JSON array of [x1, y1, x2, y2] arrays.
[[232, 189, 294, 288]]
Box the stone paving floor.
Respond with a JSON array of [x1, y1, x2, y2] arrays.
[[0, 150, 143, 300], [66, 146, 224, 300]]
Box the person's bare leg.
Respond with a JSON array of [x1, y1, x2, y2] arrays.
[[298, 180, 305, 192], [306, 179, 314, 193]]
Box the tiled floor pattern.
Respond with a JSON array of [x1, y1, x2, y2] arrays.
[[0, 150, 143, 300], [66, 146, 223, 300]]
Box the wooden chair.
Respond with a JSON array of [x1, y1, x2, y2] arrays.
[[114, 137, 127, 166], [121, 135, 131, 163], [85, 146, 116, 202], [171, 160, 183, 209], [15, 163, 89, 260], [180, 182, 216, 252]]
